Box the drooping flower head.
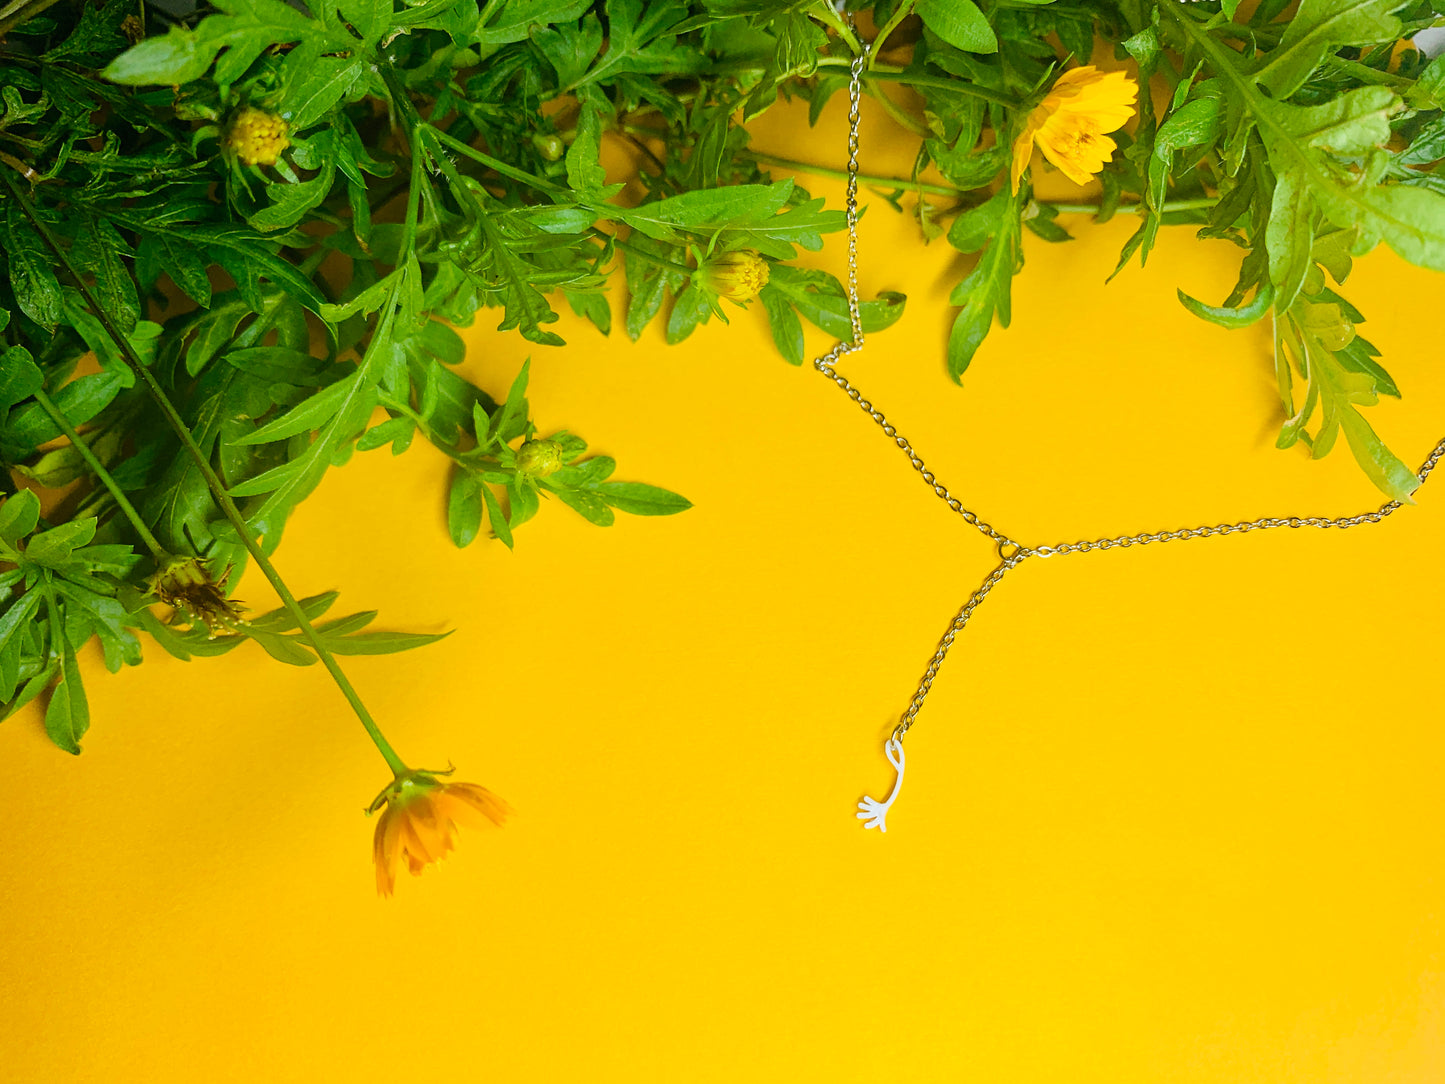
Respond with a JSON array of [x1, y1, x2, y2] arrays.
[[1011, 66, 1138, 191], [701, 250, 770, 303], [369, 769, 510, 897], [148, 554, 243, 633]]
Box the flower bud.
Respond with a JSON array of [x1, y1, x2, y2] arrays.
[[702, 250, 770, 302], [516, 439, 565, 477], [225, 107, 290, 167], [532, 132, 565, 161], [148, 555, 244, 633]]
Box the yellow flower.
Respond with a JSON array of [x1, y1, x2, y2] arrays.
[[1011, 67, 1138, 191], [225, 107, 290, 167], [370, 771, 510, 897], [702, 250, 770, 302]]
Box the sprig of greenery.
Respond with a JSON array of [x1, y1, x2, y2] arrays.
[[2, 0, 1444, 759]]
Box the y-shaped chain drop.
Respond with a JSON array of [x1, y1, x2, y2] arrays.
[[818, 31, 1445, 833]]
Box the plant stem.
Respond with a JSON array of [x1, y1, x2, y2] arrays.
[[2, 176, 411, 779], [31, 389, 168, 562], [605, 233, 694, 274], [744, 151, 1220, 215], [865, 68, 1022, 110], [810, 1, 862, 56], [427, 125, 571, 199], [745, 151, 968, 197]]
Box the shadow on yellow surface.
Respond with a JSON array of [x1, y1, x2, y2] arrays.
[[2, 95, 1443, 1083]]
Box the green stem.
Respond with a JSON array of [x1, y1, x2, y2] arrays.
[[868, 1, 917, 70], [810, 1, 861, 55], [744, 151, 1220, 215], [0, 0, 63, 37], [605, 233, 694, 274], [31, 389, 167, 562], [865, 83, 932, 138], [745, 151, 968, 197], [427, 125, 571, 199], [2, 177, 410, 779], [865, 68, 1022, 110]]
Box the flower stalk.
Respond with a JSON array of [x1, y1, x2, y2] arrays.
[[2, 173, 411, 778], [30, 387, 168, 563]]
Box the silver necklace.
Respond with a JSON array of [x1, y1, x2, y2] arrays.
[[819, 43, 1445, 833]]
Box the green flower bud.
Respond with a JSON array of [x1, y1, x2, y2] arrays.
[[532, 132, 566, 161], [516, 439, 565, 477], [702, 250, 770, 302]]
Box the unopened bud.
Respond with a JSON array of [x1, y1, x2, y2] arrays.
[[702, 250, 770, 302], [532, 132, 565, 161], [516, 439, 565, 477]]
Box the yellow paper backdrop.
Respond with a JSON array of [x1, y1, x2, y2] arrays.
[[2, 92, 1444, 1083]]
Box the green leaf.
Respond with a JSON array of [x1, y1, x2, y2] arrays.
[[102, 0, 346, 87], [1177, 283, 1275, 329], [44, 642, 89, 755], [325, 629, 453, 655], [0, 346, 43, 409], [566, 99, 607, 193], [1252, 0, 1404, 101], [945, 188, 1023, 381], [447, 471, 483, 547], [479, 483, 513, 548], [0, 490, 41, 545], [25, 519, 98, 568], [1338, 406, 1418, 503], [475, 0, 593, 45], [759, 286, 805, 364], [595, 482, 692, 516], [548, 484, 615, 526], [917, 0, 997, 54], [3, 202, 63, 332], [283, 55, 366, 132]]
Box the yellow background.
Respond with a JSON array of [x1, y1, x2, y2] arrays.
[[3, 93, 1444, 1083]]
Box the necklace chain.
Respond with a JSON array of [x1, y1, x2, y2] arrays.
[[816, 38, 1445, 750]]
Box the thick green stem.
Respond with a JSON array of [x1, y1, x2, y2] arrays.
[[31, 388, 167, 561], [2, 177, 410, 778]]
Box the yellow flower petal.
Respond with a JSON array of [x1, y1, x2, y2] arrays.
[[370, 772, 508, 896], [1012, 65, 1138, 191]]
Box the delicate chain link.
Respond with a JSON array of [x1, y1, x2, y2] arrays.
[[892, 554, 1025, 744], [1031, 435, 1445, 558], [816, 26, 1444, 745]]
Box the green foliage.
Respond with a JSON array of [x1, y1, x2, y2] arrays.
[[2, 0, 1444, 755]]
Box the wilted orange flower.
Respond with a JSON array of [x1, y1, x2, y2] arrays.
[[370, 770, 510, 897], [1011, 67, 1138, 191]]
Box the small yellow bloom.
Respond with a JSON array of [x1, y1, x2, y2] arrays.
[[370, 771, 510, 897], [1011, 67, 1138, 191], [225, 107, 290, 167], [702, 250, 770, 302]]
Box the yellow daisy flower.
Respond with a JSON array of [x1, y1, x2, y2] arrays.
[[370, 770, 510, 897], [702, 250, 771, 302], [1011, 67, 1138, 191], [225, 106, 290, 167]]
